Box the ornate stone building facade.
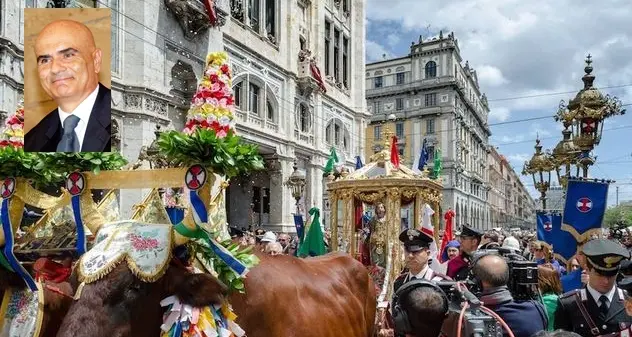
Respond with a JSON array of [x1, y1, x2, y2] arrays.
[[487, 146, 537, 229], [365, 33, 492, 230], [1, 0, 367, 232]]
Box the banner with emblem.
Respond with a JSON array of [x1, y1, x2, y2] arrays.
[[562, 178, 609, 243], [536, 210, 577, 262]]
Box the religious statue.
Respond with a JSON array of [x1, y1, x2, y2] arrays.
[[365, 202, 388, 268]]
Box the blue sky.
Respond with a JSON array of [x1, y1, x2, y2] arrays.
[[365, 0, 632, 207]]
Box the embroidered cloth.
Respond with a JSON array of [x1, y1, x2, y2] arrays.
[[0, 287, 43, 337], [78, 220, 173, 283]]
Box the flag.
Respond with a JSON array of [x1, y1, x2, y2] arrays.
[[432, 148, 442, 179], [355, 156, 364, 169], [537, 211, 577, 263], [298, 207, 326, 257], [323, 147, 339, 175], [561, 268, 583, 293], [421, 204, 446, 273], [418, 139, 429, 171], [293, 214, 305, 243], [438, 209, 455, 263], [202, 0, 217, 25], [390, 136, 400, 168], [562, 179, 609, 242]]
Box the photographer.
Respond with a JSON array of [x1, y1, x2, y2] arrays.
[[473, 254, 547, 337], [392, 279, 449, 337]]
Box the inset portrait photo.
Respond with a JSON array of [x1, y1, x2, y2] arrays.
[[23, 8, 112, 153]]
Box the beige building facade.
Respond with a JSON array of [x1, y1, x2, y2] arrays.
[[365, 32, 492, 230], [487, 147, 537, 229]]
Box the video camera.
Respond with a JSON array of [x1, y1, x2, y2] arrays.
[[436, 281, 503, 337], [468, 248, 539, 301]]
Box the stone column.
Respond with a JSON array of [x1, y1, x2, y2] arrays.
[[267, 157, 295, 233]]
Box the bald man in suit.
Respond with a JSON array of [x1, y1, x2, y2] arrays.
[[25, 19, 111, 152]]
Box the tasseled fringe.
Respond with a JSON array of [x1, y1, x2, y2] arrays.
[[160, 296, 245, 337]]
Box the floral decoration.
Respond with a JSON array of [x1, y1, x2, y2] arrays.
[[0, 99, 24, 148], [183, 52, 236, 138]]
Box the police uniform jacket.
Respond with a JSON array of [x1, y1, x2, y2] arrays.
[[554, 286, 632, 336], [393, 265, 450, 292], [446, 253, 471, 281]]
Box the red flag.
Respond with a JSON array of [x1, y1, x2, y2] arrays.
[[203, 0, 217, 25], [438, 209, 455, 263], [390, 136, 400, 168], [310, 61, 327, 93]]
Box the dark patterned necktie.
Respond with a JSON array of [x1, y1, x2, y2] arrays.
[[56, 115, 80, 152], [599, 295, 609, 319]]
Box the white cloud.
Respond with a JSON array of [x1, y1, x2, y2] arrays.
[[386, 33, 401, 47], [498, 134, 524, 144], [489, 106, 510, 121], [366, 0, 632, 116], [507, 153, 531, 164], [529, 123, 551, 138], [365, 40, 393, 62], [476, 65, 509, 87]]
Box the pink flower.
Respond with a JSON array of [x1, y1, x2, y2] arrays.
[[205, 97, 220, 106], [216, 129, 228, 138]]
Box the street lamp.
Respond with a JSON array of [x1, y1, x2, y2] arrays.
[[523, 138, 556, 210], [558, 55, 626, 177], [551, 128, 581, 189], [286, 162, 306, 214]]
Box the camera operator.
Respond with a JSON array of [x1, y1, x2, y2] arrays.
[[448, 225, 482, 281], [394, 229, 451, 292], [472, 254, 547, 337], [554, 238, 632, 335], [392, 279, 449, 337]]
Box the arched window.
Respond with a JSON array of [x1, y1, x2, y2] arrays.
[[325, 119, 350, 151], [425, 61, 437, 78], [297, 103, 311, 133], [170, 61, 197, 99], [266, 100, 274, 121], [232, 75, 278, 123]]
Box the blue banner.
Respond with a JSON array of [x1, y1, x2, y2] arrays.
[[562, 179, 609, 242], [561, 268, 583, 293], [536, 211, 577, 262], [1, 199, 37, 290], [293, 214, 305, 242]]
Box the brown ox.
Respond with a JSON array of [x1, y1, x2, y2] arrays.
[[0, 262, 74, 337], [56, 258, 228, 337], [230, 252, 377, 337]]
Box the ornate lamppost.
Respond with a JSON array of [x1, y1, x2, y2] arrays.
[[286, 162, 306, 215], [556, 55, 626, 178], [551, 128, 581, 189], [523, 138, 556, 210]]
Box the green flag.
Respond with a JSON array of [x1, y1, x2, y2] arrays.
[[323, 147, 339, 175], [298, 207, 327, 257], [433, 148, 442, 179]]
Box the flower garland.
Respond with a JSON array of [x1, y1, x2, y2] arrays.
[[183, 52, 235, 138], [0, 99, 25, 148]]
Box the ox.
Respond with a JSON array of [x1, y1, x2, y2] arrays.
[[56, 249, 228, 337], [230, 251, 377, 337]]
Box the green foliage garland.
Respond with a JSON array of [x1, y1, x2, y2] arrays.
[[0, 148, 128, 186], [189, 239, 259, 294], [157, 128, 264, 178]]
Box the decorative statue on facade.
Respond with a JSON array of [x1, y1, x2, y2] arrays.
[[365, 202, 388, 268]]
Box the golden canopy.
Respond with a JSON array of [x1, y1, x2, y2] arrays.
[[326, 141, 442, 303]]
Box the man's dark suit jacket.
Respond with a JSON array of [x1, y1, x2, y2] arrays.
[[24, 83, 111, 152]]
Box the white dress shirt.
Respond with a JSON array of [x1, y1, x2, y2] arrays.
[[57, 85, 100, 151], [587, 283, 616, 308]]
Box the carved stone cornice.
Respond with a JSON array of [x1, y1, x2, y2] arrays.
[[164, 0, 227, 40]]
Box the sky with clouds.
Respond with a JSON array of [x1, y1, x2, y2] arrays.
[[365, 0, 632, 207]]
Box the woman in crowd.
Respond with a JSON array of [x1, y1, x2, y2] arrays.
[[538, 263, 563, 331], [532, 241, 566, 275]]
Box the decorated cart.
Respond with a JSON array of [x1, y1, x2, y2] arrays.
[[0, 52, 263, 337], [325, 126, 443, 332]]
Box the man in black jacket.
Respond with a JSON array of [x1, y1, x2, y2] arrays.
[[25, 19, 110, 152], [554, 239, 632, 335]]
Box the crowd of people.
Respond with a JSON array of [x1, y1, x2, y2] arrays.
[[393, 224, 632, 337]]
